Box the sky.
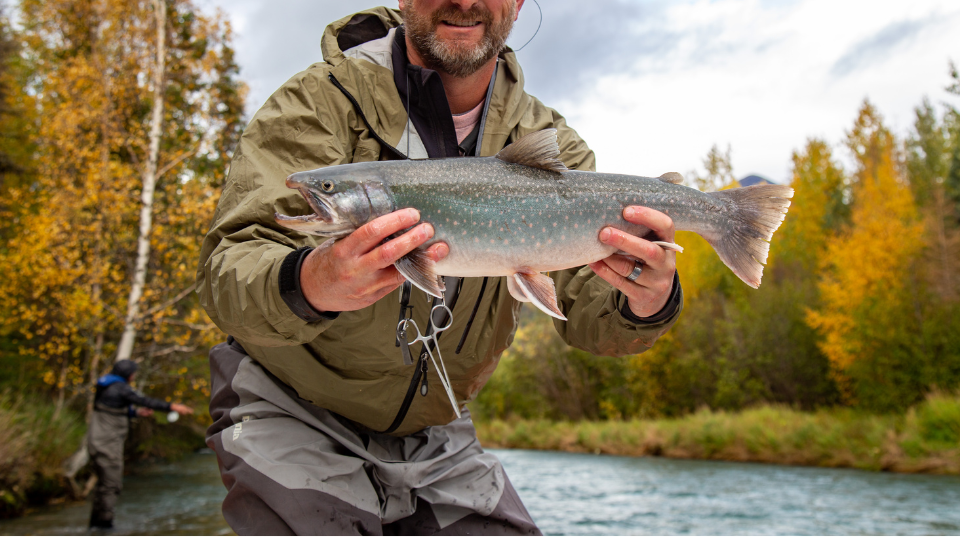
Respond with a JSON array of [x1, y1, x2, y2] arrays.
[[198, 0, 960, 184]]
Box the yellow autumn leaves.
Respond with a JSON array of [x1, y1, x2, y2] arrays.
[[0, 0, 244, 411]]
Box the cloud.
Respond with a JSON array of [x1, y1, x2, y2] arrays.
[[829, 16, 937, 78], [508, 0, 679, 104]]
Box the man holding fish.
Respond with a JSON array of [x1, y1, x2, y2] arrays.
[[197, 0, 707, 534]]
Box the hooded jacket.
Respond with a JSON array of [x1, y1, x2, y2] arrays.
[[196, 8, 682, 436]]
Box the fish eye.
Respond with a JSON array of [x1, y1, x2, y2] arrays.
[[321, 180, 335, 193]]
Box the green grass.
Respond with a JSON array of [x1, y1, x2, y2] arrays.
[[473, 393, 960, 474], [0, 392, 206, 518], [0, 391, 86, 518]]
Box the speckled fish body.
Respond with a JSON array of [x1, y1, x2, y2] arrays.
[[356, 158, 704, 276], [277, 130, 794, 319]]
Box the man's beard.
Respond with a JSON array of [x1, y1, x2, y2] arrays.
[[402, 1, 516, 78]]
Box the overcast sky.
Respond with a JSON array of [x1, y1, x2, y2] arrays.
[[199, 0, 959, 183]]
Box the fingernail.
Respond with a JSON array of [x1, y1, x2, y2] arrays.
[[600, 228, 612, 242], [409, 209, 421, 221], [422, 223, 434, 238], [624, 207, 636, 219], [436, 243, 449, 259]]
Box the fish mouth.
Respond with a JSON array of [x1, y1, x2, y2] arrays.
[[275, 175, 346, 235], [298, 186, 335, 223], [280, 174, 336, 223]]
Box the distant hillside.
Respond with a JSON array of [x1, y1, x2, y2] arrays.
[[737, 174, 776, 187]]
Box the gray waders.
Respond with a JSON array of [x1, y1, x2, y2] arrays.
[[87, 404, 129, 527], [206, 339, 541, 535]]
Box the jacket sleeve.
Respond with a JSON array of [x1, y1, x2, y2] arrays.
[[196, 67, 355, 347], [119, 385, 171, 412], [529, 103, 684, 357]]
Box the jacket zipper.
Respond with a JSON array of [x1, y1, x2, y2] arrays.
[[329, 71, 488, 434]]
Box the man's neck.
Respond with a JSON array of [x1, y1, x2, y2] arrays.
[[404, 36, 496, 115]]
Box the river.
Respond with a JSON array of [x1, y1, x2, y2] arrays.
[[2, 448, 959, 535]]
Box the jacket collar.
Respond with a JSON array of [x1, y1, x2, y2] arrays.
[[320, 8, 531, 157]]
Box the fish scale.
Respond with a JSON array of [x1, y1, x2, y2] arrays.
[[276, 129, 794, 320]]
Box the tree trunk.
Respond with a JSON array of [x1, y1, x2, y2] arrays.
[[116, 0, 167, 361], [87, 330, 105, 419]]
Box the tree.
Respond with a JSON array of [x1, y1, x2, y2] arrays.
[[807, 101, 926, 411], [0, 0, 244, 414]]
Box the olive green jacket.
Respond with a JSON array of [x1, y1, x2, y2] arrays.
[[196, 8, 682, 435]]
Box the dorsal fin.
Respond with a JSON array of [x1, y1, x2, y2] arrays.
[[659, 172, 683, 184], [495, 129, 568, 173]]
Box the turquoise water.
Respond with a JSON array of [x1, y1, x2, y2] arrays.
[[2, 448, 959, 535]]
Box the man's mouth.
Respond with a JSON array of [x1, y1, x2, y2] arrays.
[[441, 20, 482, 27]]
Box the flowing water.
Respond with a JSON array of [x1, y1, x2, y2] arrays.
[[2, 448, 959, 535]]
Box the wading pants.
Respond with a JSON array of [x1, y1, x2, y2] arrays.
[[206, 340, 541, 535], [87, 406, 129, 527]]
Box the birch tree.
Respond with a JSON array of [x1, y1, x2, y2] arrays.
[[0, 0, 244, 413], [116, 0, 167, 361]]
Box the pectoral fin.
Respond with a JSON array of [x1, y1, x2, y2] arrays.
[[652, 241, 684, 253], [512, 272, 567, 321], [395, 248, 445, 298], [507, 274, 530, 303]]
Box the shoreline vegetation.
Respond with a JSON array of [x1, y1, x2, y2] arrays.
[[474, 393, 960, 476], [1, 392, 956, 519], [0, 392, 205, 519]]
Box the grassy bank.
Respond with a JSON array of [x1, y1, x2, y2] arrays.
[[0, 392, 206, 519], [474, 393, 960, 474], [0, 392, 86, 518]]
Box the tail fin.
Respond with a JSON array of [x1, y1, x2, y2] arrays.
[[705, 185, 794, 288]]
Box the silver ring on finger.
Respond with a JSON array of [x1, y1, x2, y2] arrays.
[[626, 261, 643, 282]]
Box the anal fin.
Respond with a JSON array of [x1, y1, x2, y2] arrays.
[[512, 272, 567, 321], [395, 248, 445, 298]]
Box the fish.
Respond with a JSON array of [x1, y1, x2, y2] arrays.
[[275, 129, 793, 320]]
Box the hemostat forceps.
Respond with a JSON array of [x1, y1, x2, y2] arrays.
[[397, 304, 460, 419]]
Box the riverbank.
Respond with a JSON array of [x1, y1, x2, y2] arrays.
[[0, 392, 205, 518], [0, 392, 86, 518], [474, 393, 960, 474]]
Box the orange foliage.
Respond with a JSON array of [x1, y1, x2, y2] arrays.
[[806, 102, 924, 400]]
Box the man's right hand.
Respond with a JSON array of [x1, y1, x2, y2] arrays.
[[299, 209, 449, 313], [170, 403, 194, 415]]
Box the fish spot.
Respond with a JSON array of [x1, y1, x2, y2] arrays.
[[553, 222, 557, 227]]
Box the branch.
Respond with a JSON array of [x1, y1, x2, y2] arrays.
[[158, 318, 217, 332], [140, 284, 196, 319], [144, 344, 200, 358], [155, 145, 200, 181]]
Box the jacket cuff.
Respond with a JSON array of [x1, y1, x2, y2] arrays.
[[619, 271, 682, 325], [278, 247, 341, 323]]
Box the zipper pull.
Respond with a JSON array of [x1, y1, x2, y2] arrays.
[[419, 351, 429, 396]]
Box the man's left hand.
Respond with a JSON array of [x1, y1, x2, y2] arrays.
[[588, 206, 677, 318]]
